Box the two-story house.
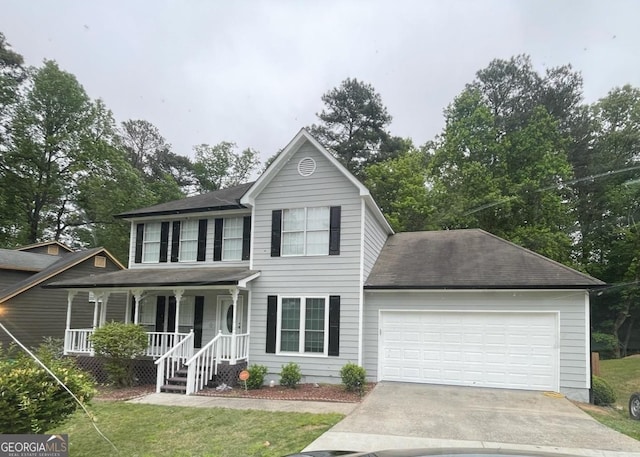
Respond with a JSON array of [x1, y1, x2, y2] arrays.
[[49, 129, 604, 402]]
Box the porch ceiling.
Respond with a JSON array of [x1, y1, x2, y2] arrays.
[[45, 267, 260, 290]]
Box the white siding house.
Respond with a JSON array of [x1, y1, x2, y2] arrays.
[[48, 128, 604, 401]]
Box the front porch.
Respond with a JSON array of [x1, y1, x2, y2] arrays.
[[51, 267, 260, 395]]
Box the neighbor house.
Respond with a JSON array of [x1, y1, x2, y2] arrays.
[[47, 129, 605, 401], [0, 241, 126, 350]]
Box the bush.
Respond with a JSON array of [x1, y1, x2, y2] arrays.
[[91, 322, 148, 387], [592, 375, 617, 406], [245, 364, 268, 389], [0, 344, 95, 433], [280, 362, 301, 388], [340, 362, 366, 393]]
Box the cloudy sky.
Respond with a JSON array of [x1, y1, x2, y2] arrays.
[[2, 1, 639, 163]]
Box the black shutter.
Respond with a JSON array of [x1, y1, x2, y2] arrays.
[[329, 206, 341, 256], [194, 296, 204, 348], [167, 296, 176, 333], [266, 295, 278, 353], [242, 216, 251, 261], [328, 295, 340, 356], [134, 223, 144, 263], [159, 222, 170, 263], [155, 296, 166, 332], [197, 219, 208, 261], [213, 218, 223, 261], [271, 210, 282, 257], [171, 221, 181, 262]]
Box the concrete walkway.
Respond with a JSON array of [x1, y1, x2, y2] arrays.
[[128, 392, 357, 415]]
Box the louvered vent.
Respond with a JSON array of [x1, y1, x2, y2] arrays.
[[297, 157, 316, 177]]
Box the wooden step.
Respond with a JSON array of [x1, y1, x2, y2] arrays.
[[160, 384, 186, 394]]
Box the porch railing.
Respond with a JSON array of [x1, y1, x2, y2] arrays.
[[185, 332, 250, 395], [154, 330, 195, 393], [64, 328, 94, 355], [63, 328, 191, 358], [146, 332, 190, 358]]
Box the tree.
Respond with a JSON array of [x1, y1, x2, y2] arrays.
[[309, 78, 393, 177], [192, 142, 260, 193], [364, 145, 433, 232], [0, 60, 100, 244]]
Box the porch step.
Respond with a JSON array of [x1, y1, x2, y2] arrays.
[[159, 367, 213, 394]]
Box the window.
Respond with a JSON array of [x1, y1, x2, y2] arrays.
[[180, 220, 198, 262], [142, 222, 161, 262], [223, 217, 243, 260], [278, 296, 327, 354], [178, 296, 195, 326], [138, 298, 156, 325], [282, 207, 329, 256]]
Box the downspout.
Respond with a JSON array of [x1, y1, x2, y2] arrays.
[[358, 198, 365, 366]]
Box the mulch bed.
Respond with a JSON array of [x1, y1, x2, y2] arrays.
[[95, 382, 375, 403], [198, 382, 375, 403]]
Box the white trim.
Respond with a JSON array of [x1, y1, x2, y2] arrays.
[[377, 309, 561, 393], [275, 294, 330, 357], [281, 206, 330, 257], [249, 206, 255, 270], [358, 198, 365, 366], [221, 216, 244, 261], [584, 291, 591, 389], [216, 295, 245, 334]]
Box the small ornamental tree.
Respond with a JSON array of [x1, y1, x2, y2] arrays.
[[91, 322, 148, 387], [0, 344, 95, 433]]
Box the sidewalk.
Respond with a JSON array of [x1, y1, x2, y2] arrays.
[[128, 392, 358, 415]]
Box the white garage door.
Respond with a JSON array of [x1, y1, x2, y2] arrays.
[[380, 311, 558, 391]]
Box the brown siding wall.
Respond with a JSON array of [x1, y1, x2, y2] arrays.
[[0, 255, 127, 350], [0, 270, 33, 290]]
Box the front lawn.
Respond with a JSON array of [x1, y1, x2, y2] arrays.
[[49, 402, 343, 457], [581, 356, 640, 441]]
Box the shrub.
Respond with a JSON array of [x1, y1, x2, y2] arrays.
[[340, 362, 366, 393], [592, 375, 617, 406], [280, 362, 301, 388], [245, 364, 268, 390], [91, 322, 148, 387], [0, 344, 95, 433]]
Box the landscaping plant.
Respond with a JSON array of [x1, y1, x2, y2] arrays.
[[0, 343, 95, 433], [280, 362, 301, 388], [91, 322, 148, 387], [592, 375, 617, 406], [245, 364, 268, 389], [340, 362, 366, 394]]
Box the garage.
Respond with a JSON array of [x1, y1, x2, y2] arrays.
[[379, 310, 559, 391]]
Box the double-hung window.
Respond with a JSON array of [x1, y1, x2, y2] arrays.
[[282, 207, 329, 256], [223, 217, 243, 260], [278, 296, 328, 355], [142, 222, 161, 262], [179, 220, 199, 262]]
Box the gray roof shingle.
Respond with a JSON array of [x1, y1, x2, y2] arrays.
[[116, 182, 255, 218], [365, 229, 605, 289], [46, 267, 259, 289], [0, 249, 61, 272]]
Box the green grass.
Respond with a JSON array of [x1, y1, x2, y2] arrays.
[[49, 402, 343, 457], [583, 356, 640, 441], [600, 357, 640, 407]]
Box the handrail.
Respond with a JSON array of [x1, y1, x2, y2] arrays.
[[155, 330, 194, 393], [185, 332, 223, 395]]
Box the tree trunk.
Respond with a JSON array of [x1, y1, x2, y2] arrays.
[[622, 317, 635, 358]]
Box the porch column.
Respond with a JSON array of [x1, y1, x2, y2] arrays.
[[173, 288, 184, 337], [91, 291, 100, 330], [99, 292, 111, 326], [125, 292, 131, 324], [132, 289, 143, 324], [64, 291, 77, 355], [229, 288, 239, 365]]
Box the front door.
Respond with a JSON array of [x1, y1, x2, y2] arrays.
[[217, 296, 244, 334]]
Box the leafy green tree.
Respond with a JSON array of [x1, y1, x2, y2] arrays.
[[309, 78, 394, 177], [365, 146, 432, 232], [192, 142, 260, 193]]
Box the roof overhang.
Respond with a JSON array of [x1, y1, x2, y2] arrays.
[[45, 268, 261, 291]]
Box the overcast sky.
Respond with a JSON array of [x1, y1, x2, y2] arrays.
[[2, 1, 639, 164]]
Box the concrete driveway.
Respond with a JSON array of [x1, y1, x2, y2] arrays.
[[305, 382, 640, 456]]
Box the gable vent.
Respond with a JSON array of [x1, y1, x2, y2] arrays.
[[297, 157, 316, 177]]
